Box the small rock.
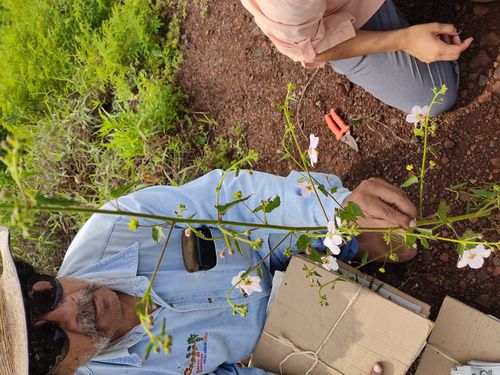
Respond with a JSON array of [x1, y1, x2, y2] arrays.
[[469, 217, 479, 224], [439, 253, 449, 262], [459, 280, 467, 289], [478, 74, 489, 86], [480, 32, 500, 47], [254, 48, 264, 58], [493, 81, 500, 96], [475, 294, 491, 308], [494, 66, 500, 79], [314, 100, 322, 108], [494, 267, 500, 277], [478, 91, 492, 103], [493, 257, 500, 267], [444, 139, 455, 149], [490, 157, 500, 168], [73, 174, 83, 184], [344, 82, 353, 93], [468, 72, 478, 81], [471, 50, 492, 69], [472, 4, 489, 16], [478, 269, 490, 281], [440, 156, 450, 165], [389, 118, 399, 126], [460, 89, 468, 98]]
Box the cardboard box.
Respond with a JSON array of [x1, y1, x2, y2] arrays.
[[415, 296, 500, 375], [251, 255, 434, 375], [251, 256, 500, 375]]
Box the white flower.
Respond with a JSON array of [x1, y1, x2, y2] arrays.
[[323, 217, 343, 255], [297, 181, 318, 198], [231, 271, 262, 296], [307, 134, 319, 167], [321, 255, 339, 271], [184, 228, 191, 237], [405, 105, 429, 125], [457, 244, 491, 269]]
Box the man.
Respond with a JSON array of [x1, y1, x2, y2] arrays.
[[1, 169, 417, 374], [240, 0, 473, 115]]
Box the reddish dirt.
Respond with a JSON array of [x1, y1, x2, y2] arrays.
[[177, 0, 499, 353]]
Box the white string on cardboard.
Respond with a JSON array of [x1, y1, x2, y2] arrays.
[[263, 285, 363, 375]]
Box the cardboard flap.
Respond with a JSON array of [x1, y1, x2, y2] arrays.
[[252, 256, 433, 375], [336, 260, 431, 317], [416, 296, 500, 375]]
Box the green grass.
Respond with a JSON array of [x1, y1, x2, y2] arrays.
[[0, 0, 254, 271]]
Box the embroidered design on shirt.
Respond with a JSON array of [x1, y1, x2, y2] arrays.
[[180, 332, 208, 374]]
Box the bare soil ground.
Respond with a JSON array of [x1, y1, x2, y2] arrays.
[[177, 0, 500, 338]]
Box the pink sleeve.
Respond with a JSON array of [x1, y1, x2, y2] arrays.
[[241, 0, 357, 68]]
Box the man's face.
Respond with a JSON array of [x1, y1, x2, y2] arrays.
[[35, 278, 123, 374]]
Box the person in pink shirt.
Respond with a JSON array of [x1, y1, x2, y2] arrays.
[[241, 0, 473, 115]]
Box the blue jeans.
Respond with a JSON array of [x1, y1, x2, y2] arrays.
[[330, 0, 459, 115]]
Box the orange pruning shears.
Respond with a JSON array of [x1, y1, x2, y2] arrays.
[[324, 109, 359, 152]]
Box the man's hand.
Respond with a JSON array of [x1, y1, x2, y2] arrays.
[[342, 178, 418, 262], [401, 23, 473, 63], [342, 178, 417, 229]]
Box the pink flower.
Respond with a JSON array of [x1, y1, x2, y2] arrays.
[[297, 181, 318, 198], [231, 271, 262, 296], [307, 134, 319, 167], [405, 105, 429, 125], [321, 255, 339, 271], [457, 244, 491, 269], [323, 217, 343, 255]]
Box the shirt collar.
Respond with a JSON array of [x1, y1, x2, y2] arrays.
[[60, 242, 168, 367]]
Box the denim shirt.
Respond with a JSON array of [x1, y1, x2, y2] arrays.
[[57, 170, 358, 374]]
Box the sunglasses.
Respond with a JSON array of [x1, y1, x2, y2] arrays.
[[27, 274, 69, 375]]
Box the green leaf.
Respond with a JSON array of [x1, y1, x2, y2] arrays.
[[35, 193, 79, 207], [349, 117, 366, 126], [109, 182, 136, 199], [437, 200, 448, 222], [405, 230, 417, 247], [413, 128, 424, 137], [400, 175, 419, 188], [152, 225, 165, 243], [318, 184, 328, 196], [420, 238, 429, 249], [234, 240, 243, 256], [457, 229, 478, 254], [360, 251, 369, 266], [337, 201, 364, 222], [470, 188, 494, 199], [308, 247, 322, 263], [330, 187, 338, 194], [450, 182, 467, 190], [253, 195, 281, 214], [256, 266, 263, 279], [215, 195, 252, 216], [296, 234, 312, 252], [428, 146, 438, 158], [128, 218, 139, 231], [416, 228, 433, 235]]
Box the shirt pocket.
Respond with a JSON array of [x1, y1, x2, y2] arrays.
[[165, 228, 272, 311]]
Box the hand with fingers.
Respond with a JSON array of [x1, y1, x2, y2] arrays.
[[401, 23, 473, 63], [342, 178, 418, 263]]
